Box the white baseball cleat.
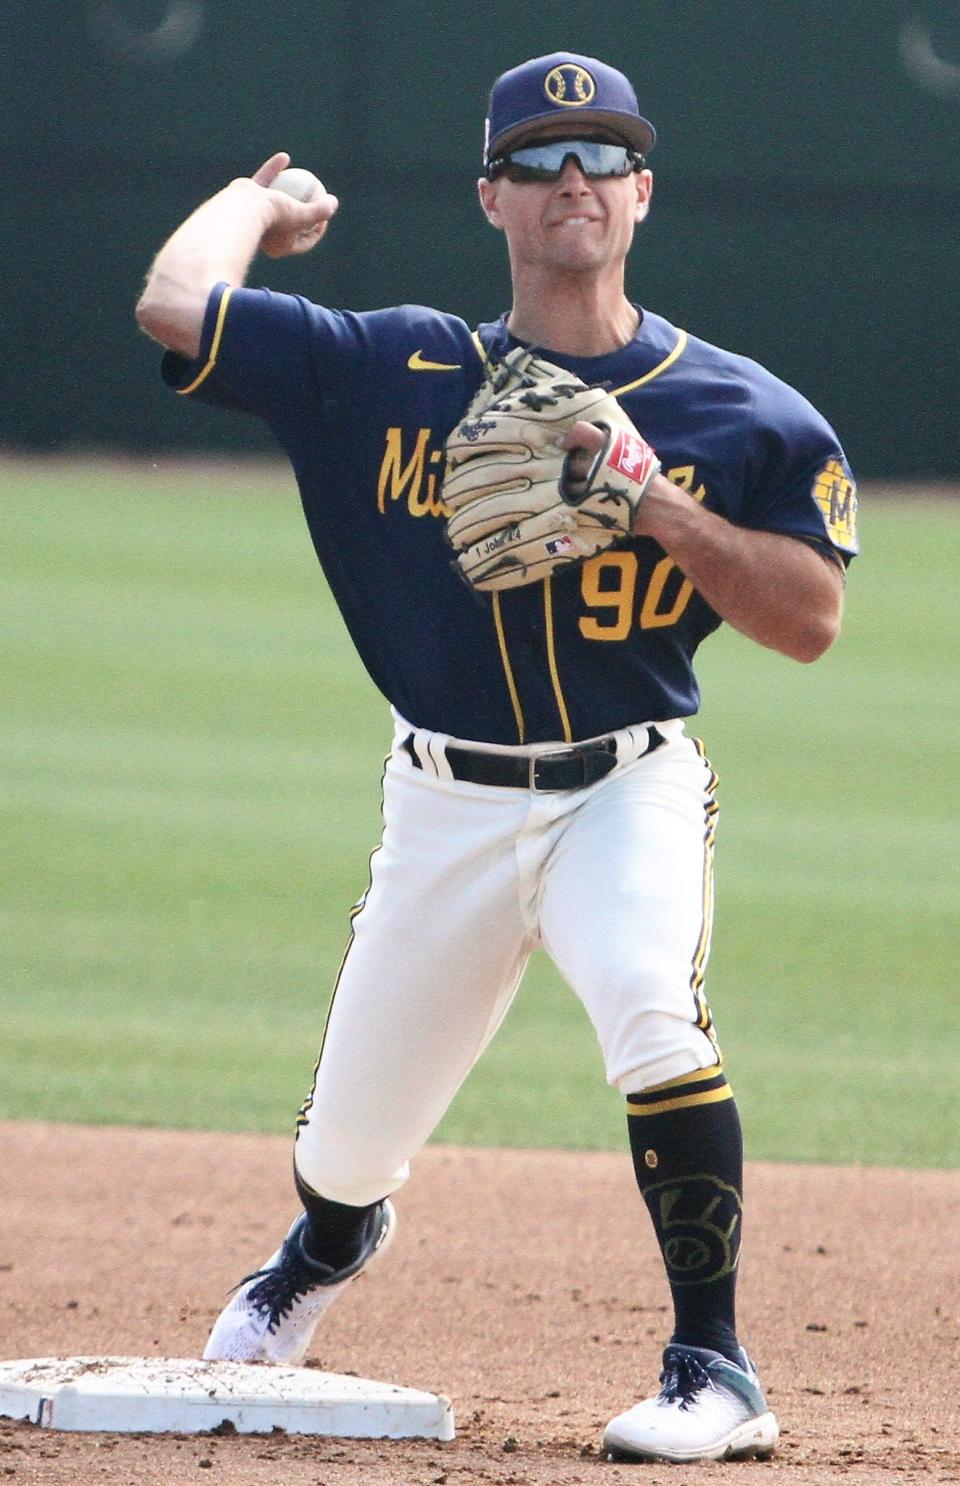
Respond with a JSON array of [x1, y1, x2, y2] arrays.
[[202, 1200, 396, 1365], [602, 1343, 779, 1463]]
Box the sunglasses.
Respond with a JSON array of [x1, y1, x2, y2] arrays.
[[486, 139, 643, 183]]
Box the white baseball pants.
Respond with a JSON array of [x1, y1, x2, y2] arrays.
[[294, 713, 722, 1207]]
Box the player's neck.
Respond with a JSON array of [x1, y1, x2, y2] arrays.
[[506, 274, 639, 358]]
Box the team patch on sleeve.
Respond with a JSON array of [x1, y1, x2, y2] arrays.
[[812, 458, 859, 555]]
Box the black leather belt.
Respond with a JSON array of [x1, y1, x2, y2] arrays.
[[402, 726, 665, 792]]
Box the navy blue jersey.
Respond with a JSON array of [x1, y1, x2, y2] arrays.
[[161, 286, 858, 744]]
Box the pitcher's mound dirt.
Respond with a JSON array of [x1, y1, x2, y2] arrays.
[[0, 1123, 956, 1485]]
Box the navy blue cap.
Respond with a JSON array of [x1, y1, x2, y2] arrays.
[[484, 52, 656, 166]]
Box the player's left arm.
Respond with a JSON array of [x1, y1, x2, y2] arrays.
[[639, 481, 843, 662], [564, 422, 844, 663]]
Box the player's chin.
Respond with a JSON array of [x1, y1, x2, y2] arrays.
[[546, 230, 621, 268], [544, 238, 611, 273]]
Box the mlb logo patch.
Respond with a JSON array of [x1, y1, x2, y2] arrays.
[[546, 535, 576, 556]]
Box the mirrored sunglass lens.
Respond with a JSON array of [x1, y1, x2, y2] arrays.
[[502, 141, 633, 180]]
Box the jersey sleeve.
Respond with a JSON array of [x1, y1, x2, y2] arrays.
[[740, 387, 859, 565], [160, 285, 474, 434], [159, 283, 416, 423], [161, 283, 319, 421]]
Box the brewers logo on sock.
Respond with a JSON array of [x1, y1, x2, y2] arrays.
[[644, 1174, 742, 1286]]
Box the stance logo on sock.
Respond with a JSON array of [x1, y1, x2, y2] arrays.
[[645, 1173, 742, 1286]]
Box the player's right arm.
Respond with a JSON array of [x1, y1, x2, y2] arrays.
[[135, 154, 339, 359]]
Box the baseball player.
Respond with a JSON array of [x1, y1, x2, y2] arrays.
[[136, 50, 857, 1464]]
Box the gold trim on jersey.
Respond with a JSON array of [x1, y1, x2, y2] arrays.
[[177, 286, 234, 396], [467, 326, 687, 398], [470, 330, 491, 369], [610, 328, 688, 398], [492, 591, 525, 743], [473, 335, 526, 743], [543, 576, 573, 742]]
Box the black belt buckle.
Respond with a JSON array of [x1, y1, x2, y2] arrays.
[[531, 738, 617, 792]]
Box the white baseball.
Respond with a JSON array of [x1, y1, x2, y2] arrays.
[[272, 167, 324, 202]]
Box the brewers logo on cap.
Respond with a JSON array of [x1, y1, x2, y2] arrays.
[[484, 51, 657, 163], [544, 63, 597, 107]]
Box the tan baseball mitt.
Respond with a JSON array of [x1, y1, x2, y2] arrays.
[[442, 348, 661, 591]]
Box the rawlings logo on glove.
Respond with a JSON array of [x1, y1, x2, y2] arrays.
[[607, 429, 660, 485], [442, 348, 660, 592]]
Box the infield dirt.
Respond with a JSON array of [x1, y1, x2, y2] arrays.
[[0, 1122, 956, 1485]]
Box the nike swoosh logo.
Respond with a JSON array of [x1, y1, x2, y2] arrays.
[[407, 350, 462, 372]]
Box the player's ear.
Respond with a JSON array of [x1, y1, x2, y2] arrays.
[[633, 169, 653, 225], [478, 177, 505, 230]]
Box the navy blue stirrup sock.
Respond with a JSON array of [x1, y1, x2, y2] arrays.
[[293, 1164, 379, 1271], [626, 1068, 743, 1363]]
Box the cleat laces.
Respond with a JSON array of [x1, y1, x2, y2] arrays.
[[658, 1351, 714, 1412], [235, 1243, 329, 1333]]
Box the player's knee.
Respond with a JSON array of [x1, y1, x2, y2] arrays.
[[602, 1005, 720, 1096]]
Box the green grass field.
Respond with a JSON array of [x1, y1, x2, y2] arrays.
[[2, 462, 957, 1166]]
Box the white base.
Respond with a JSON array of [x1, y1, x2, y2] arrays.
[[0, 1357, 455, 1440]]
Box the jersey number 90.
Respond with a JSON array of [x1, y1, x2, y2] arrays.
[[577, 465, 705, 639], [579, 552, 694, 640]]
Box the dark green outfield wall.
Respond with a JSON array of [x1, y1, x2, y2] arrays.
[[4, 2, 958, 476]]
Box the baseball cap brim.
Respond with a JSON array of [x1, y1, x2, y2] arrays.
[[490, 108, 655, 159]]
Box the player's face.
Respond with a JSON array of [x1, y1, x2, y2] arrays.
[[478, 129, 652, 277]]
